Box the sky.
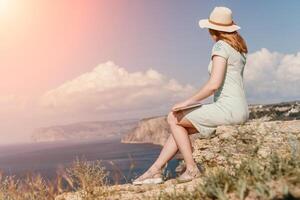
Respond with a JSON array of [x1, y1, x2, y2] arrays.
[[0, 0, 299, 144]]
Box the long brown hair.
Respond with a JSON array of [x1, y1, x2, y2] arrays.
[[208, 29, 248, 54]]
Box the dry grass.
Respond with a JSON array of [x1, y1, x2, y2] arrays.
[[158, 151, 300, 200], [59, 155, 110, 199], [0, 171, 57, 200], [0, 155, 110, 200]]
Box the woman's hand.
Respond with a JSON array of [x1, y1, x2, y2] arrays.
[[171, 99, 200, 112]]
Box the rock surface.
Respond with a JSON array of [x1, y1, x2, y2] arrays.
[[55, 178, 203, 200], [192, 120, 300, 168]]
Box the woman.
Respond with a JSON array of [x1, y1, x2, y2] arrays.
[[132, 6, 249, 185]]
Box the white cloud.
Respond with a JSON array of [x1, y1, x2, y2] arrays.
[[39, 52, 300, 118], [39, 61, 197, 116], [244, 48, 300, 103]]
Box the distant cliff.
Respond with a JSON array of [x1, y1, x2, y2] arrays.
[[121, 100, 300, 145], [121, 116, 169, 145], [31, 119, 139, 142]]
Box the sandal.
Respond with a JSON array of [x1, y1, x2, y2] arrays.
[[132, 167, 163, 185], [176, 165, 201, 183]]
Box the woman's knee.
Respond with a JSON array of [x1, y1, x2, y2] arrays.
[[167, 111, 178, 124]]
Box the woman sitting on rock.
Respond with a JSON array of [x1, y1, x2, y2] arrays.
[[132, 6, 249, 185]]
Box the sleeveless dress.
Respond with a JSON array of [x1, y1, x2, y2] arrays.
[[181, 40, 249, 138]]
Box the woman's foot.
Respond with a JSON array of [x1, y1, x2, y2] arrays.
[[132, 165, 163, 185], [176, 165, 201, 183]]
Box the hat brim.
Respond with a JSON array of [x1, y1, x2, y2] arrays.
[[198, 19, 241, 33]]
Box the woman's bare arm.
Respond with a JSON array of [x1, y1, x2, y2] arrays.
[[171, 55, 227, 111], [187, 55, 227, 102]]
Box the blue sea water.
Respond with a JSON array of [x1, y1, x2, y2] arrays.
[[0, 138, 180, 185]]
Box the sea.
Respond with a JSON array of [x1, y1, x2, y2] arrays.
[[0, 138, 181, 185]]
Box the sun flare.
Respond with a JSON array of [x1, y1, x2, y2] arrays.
[[0, 0, 10, 13], [0, 0, 20, 18]]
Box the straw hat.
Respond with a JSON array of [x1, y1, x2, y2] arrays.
[[198, 6, 240, 32]]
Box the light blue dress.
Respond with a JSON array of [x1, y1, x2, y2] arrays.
[[182, 40, 249, 138]]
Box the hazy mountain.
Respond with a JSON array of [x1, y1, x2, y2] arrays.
[[31, 118, 139, 142]]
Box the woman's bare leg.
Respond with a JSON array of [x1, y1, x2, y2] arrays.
[[167, 116, 197, 171], [133, 110, 199, 182], [147, 112, 198, 172], [148, 134, 178, 171]]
